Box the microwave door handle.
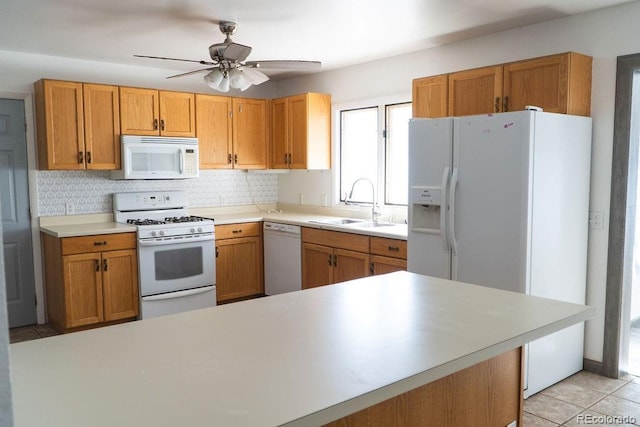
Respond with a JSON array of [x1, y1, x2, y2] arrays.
[[142, 286, 215, 301], [179, 150, 185, 173]]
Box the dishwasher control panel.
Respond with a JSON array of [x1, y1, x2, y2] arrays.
[[263, 222, 301, 234]]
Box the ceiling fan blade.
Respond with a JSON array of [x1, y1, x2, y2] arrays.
[[166, 67, 217, 79], [209, 42, 252, 62], [134, 54, 216, 66], [245, 60, 321, 70], [239, 67, 270, 85]]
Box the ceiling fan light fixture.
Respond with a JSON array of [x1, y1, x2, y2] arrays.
[[218, 76, 231, 93], [229, 68, 248, 89], [203, 69, 223, 89]]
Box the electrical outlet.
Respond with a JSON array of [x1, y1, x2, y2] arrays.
[[589, 211, 604, 229], [65, 203, 75, 215], [320, 193, 328, 207], [298, 192, 304, 205]]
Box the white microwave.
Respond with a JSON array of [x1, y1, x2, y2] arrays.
[[111, 135, 199, 180]]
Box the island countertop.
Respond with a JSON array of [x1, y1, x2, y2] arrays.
[[9, 272, 593, 426]]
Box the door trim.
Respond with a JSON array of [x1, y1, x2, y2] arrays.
[[0, 91, 45, 324]]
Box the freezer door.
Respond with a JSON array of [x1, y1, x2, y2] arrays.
[[450, 112, 532, 293], [407, 118, 453, 278]]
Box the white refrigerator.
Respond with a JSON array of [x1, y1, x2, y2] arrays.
[[408, 111, 592, 398]]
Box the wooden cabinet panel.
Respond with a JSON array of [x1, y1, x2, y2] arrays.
[[61, 233, 136, 255], [503, 52, 592, 116], [370, 237, 407, 259], [63, 252, 103, 328], [371, 255, 407, 275], [215, 222, 261, 240], [270, 97, 289, 169], [119, 87, 159, 135], [412, 74, 448, 118], [159, 90, 196, 137], [448, 66, 503, 116], [232, 98, 267, 169], [334, 248, 370, 284], [102, 249, 139, 321], [83, 83, 120, 169], [302, 242, 334, 289], [196, 94, 233, 169], [216, 236, 264, 302], [35, 79, 85, 170], [302, 228, 370, 253]]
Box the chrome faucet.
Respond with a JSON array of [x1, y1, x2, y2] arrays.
[[346, 177, 381, 222]]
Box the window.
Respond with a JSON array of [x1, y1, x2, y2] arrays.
[[339, 101, 411, 206]]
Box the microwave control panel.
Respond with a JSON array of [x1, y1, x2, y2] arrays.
[[184, 150, 198, 175]]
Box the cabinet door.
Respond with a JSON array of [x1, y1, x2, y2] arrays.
[[35, 79, 85, 170], [63, 253, 103, 328], [159, 90, 196, 137], [288, 94, 309, 169], [448, 66, 503, 116], [232, 98, 267, 169], [270, 97, 289, 169], [302, 243, 333, 289], [119, 87, 159, 135], [503, 52, 592, 116], [216, 236, 264, 302], [371, 255, 407, 275], [412, 74, 448, 118], [333, 248, 370, 284], [102, 249, 139, 321], [196, 94, 233, 169], [302, 93, 331, 170], [83, 83, 120, 170]]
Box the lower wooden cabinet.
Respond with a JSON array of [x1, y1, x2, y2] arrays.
[[302, 228, 370, 289], [215, 222, 264, 302], [370, 236, 407, 275], [42, 232, 139, 333]]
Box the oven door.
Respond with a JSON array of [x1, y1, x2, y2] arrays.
[[138, 233, 215, 296]]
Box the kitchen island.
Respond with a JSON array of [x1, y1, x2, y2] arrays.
[[9, 271, 593, 426]]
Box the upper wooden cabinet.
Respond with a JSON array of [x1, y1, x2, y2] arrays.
[[35, 79, 120, 170], [270, 93, 331, 169], [120, 87, 196, 137], [232, 98, 268, 169], [412, 74, 448, 118], [412, 52, 592, 118], [196, 94, 233, 169]]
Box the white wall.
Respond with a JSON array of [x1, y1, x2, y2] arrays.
[[275, 1, 640, 363]]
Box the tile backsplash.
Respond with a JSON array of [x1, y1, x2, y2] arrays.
[[36, 170, 278, 216]]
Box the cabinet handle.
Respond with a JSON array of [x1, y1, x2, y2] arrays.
[[333, 254, 337, 267], [328, 254, 332, 266], [503, 96, 509, 112], [103, 259, 108, 271], [78, 151, 84, 164], [288, 153, 292, 164], [232, 229, 242, 234], [228, 153, 232, 164], [153, 119, 158, 130], [216, 247, 219, 258], [495, 97, 501, 113], [160, 119, 165, 131], [234, 154, 238, 164], [95, 260, 100, 272], [284, 154, 288, 164], [387, 246, 400, 252], [86, 151, 92, 164], [93, 241, 107, 246], [370, 262, 374, 275]]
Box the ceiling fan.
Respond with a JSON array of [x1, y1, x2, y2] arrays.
[[134, 21, 321, 92]]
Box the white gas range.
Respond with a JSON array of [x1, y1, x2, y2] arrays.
[[113, 191, 216, 319]]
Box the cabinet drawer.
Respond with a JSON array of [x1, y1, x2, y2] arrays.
[[61, 232, 136, 255], [216, 222, 261, 240], [370, 237, 407, 260], [302, 227, 369, 253]]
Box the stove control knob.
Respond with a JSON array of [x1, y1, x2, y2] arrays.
[[190, 227, 196, 233], [151, 231, 157, 237], [159, 230, 165, 236], [197, 227, 203, 233]]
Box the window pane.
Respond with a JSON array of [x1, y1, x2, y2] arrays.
[[340, 107, 378, 203], [385, 103, 412, 205]]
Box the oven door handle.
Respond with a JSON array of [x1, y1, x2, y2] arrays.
[[142, 286, 215, 301], [138, 233, 214, 247]]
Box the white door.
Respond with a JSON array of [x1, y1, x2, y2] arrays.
[[407, 118, 453, 278], [0, 99, 36, 327], [450, 112, 532, 293]]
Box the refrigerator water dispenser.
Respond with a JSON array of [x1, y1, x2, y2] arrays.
[[410, 186, 443, 232]]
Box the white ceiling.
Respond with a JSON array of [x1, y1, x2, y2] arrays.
[[0, 0, 634, 80]]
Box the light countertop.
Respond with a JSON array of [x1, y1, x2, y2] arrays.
[[10, 271, 593, 426]]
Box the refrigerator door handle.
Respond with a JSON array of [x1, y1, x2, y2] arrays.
[[449, 167, 459, 255], [441, 166, 451, 254]]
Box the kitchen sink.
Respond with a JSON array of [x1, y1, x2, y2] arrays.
[[309, 218, 364, 225], [347, 221, 396, 228]]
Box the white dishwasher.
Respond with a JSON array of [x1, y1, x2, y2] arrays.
[[263, 222, 302, 295]]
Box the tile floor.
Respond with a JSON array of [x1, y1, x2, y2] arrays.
[[8, 324, 640, 426]]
